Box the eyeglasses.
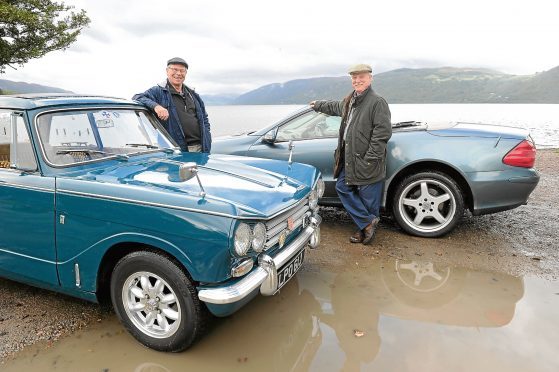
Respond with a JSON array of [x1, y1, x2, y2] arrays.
[[167, 67, 187, 74]]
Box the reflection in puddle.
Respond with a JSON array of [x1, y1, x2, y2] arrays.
[[3, 258, 559, 372]]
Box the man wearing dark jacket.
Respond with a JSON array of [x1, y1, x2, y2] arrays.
[[311, 64, 392, 244], [133, 57, 211, 152]]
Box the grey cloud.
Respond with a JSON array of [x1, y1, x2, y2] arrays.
[[115, 19, 210, 38], [67, 43, 91, 53], [196, 63, 347, 85], [82, 28, 113, 44]]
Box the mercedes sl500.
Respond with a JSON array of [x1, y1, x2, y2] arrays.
[[212, 106, 539, 237]]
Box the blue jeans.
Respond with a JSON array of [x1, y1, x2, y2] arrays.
[[335, 167, 382, 230]]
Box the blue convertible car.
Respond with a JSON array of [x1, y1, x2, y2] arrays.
[[0, 95, 322, 351], [212, 107, 539, 237]]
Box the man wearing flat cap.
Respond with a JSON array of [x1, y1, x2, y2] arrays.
[[133, 57, 211, 152], [310, 64, 392, 245]]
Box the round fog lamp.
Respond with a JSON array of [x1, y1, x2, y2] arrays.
[[252, 223, 267, 252], [234, 223, 251, 256]]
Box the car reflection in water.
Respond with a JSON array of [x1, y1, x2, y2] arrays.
[[296, 258, 524, 371], [205, 258, 523, 371]]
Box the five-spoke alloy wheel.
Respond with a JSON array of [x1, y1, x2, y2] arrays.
[[392, 171, 464, 237]]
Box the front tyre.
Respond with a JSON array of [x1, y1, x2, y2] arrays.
[[110, 251, 208, 352], [392, 171, 464, 238]]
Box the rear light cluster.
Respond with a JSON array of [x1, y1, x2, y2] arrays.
[[502, 139, 536, 168]]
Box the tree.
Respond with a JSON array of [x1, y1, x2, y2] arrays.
[[0, 0, 90, 74]]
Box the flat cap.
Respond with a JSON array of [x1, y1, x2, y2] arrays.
[[348, 63, 372, 75], [167, 57, 188, 69]]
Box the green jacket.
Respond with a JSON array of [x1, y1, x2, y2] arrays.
[[314, 87, 392, 185]]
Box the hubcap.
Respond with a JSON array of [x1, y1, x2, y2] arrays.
[[398, 179, 456, 233], [122, 271, 181, 339]]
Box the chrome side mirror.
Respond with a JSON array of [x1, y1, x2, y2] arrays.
[[179, 162, 206, 197], [179, 162, 197, 182], [262, 127, 278, 144]]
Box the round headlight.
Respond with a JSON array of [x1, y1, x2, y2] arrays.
[[309, 189, 318, 210], [316, 177, 325, 198], [234, 223, 251, 256], [252, 223, 267, 252]]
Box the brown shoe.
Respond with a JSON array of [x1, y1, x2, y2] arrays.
[[349, 229, 364, 243], [362, 217, 380, 245]]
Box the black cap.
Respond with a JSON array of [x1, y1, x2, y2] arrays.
[[167, 57, 188, 69]]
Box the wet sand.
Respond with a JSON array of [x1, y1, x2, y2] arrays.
[[0, 149, 558, 369]]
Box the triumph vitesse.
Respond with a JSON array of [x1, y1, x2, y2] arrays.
[[0, 94, 322, 351]]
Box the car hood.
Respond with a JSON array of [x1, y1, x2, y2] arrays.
[[56, 153, 318, 218], [428, 122, 529, 139]]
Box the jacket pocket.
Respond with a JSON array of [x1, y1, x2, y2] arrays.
[[353, 154, 382, 181]]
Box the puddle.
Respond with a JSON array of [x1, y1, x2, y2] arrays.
[[3, 257, 558, 372]]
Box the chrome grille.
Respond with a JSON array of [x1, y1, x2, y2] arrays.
[[264, 198, 310, 251]]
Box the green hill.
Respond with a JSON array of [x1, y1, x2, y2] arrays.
[[0, 79, 72, 94], [3, 65, 558, 103], [233, 66, 559, 104]]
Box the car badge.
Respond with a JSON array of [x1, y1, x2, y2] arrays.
[[287, 217, 295, 231], [296, 185, 305, 192], [278, 230, 287, 248]]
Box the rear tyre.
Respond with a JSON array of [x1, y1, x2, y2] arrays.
[[110, 251, 208, 351], [392, 171, 464, 237]]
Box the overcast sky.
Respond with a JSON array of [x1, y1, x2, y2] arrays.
[[3, 0, 558, 98]]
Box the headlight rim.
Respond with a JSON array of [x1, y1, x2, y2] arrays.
[[234, 222, 252, 256], [251, 222, 267, 253]]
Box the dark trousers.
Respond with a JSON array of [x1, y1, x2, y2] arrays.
[[335, 167, 382, 230]]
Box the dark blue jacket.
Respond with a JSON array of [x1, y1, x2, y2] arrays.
[[133, 81, 212, 152]]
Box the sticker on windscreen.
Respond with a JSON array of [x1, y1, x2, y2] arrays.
[[95, 111, 114, 128]]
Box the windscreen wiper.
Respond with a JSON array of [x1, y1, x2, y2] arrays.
[[392, 121, 423, 128], [56, 149, 129, 161], [125, 143, 177, 154], [125, 143, 158, 149]]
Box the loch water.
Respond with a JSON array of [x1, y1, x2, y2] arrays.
[[207, 104, 559, 149]]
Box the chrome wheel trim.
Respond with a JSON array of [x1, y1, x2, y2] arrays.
[[398, 179, 456, 233], [122, 271, 181, 339]]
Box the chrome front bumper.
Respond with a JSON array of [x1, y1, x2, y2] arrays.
[[198, 215, 321, 305]]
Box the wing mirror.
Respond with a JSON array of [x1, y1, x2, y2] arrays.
[[178, 162, 197, 182], [178, 162, 206, 197], [262, 127, 278, 144]]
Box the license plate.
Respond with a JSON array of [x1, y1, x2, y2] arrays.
[[277, 248, 305, 290]]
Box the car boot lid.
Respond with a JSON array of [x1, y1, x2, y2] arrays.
[[428, 121, 529, 139]]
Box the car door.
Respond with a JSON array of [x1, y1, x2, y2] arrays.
[[0, 111, 58, 286], [246, 110, 341, 201]]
